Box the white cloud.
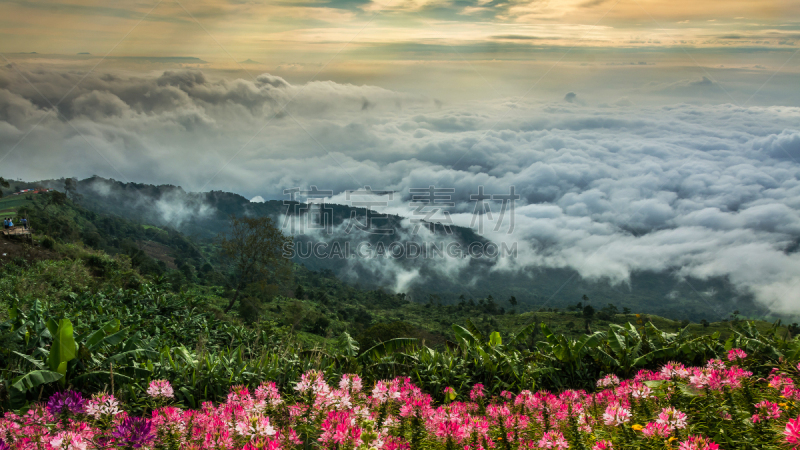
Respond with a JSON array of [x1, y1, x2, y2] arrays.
[[2, 67, 800, 313]]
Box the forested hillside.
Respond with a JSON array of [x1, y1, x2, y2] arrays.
[[3, 176, 776, 323], [0, 189, 796, 413]]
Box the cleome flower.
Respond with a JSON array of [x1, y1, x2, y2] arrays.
[[537, 431, 569, 449], [677, 435, 719, 450], [592, 440, 613, 450], [727, 348, 747, 361], [784, 415, 800, 445], [46, 391, 86, 416], [146, 380, 174, 400], [602, 404, 631, 426], [656, 407, 687, 430], [751, 400, 781, 423], [1, 365, 800, 450]]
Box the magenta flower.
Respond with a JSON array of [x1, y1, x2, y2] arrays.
[[470, 383, 486, 400], [727, 348, 747, 361], [112, 416, 155, 448], [752, 400, 781, 423], [784, 415, 800, 445], [678, 435, 719, 450], [537, 431, 569, 449], [46, 390, 86, 416], [642, 422, 671, 438], [592, 440, 613, 450]]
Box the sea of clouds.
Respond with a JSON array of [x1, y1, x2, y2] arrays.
[[1, 66, 799, 313]]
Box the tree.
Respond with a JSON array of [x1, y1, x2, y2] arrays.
[[700, 319, 710, 328], [509, 296, 517, 307], [0, 177, 9, 198], [46, 191, 68, 209], [217, 215, 293, 313], [582, 304, 595, 320], [64, 178, 81, 201], [597, 303, 619, 321]]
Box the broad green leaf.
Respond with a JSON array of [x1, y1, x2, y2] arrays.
[[360, 338, 418, 361], [489, 331, 502, 347], [13, 351, 45, 370], [452, 325, 479, 348], [48, 319, 76, 374], [12, 370, 63, 392], [45, 318, 58, 339], [464, 318, 486, 343], [676, 383, 702, 397], [85, 319, 121, 349]]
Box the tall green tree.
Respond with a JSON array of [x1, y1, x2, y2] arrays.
[[0, 177, 9, 197], [217, 215, 293, 313]]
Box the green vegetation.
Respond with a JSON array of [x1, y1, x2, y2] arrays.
[[21, 176, 775, 322], [0, 190, 797, 413]]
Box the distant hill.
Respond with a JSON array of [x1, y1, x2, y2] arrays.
[[17, 176, 774, 322]]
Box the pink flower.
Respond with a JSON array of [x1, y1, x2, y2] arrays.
[[661, 362, 690, 379], [49, 431, 88, 450], [656, 407, 687, 430], [630, 382, 652, 399], [727, 348, 747, 361], [642, 422, 671, 438], [706, 359, 725, 370], [339, 374, 363, 393], [85, 393, 121, 419], [147, 379, 174, 399], [769, 374, 795, 391], [469, 383, 486, 401], [678, 435, 719, 450], [784, 415, 800, 445], [784, 385, 800, 401], [603, 404, 631, 426], [537, 431, 569, 449], [255, 381, 283, 407], [592, 440, 613, 450], [751, 400, 781, 423], [596, 374, 620, 388]]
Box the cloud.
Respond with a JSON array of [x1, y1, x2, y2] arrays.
[[2, 67, 800, 314]]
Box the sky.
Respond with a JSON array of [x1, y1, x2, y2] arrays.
[[1, 0, 800, 313]]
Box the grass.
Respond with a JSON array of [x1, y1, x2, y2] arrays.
[[0, 193, 37, 215]]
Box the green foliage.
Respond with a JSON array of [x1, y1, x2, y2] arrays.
[[1, 183, 795, 413]]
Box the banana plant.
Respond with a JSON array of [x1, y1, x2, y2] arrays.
[[449, 320, 526, 393], [534, 323, 603, 390], [11, 317, 76, 395]]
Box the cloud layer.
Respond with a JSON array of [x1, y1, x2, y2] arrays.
[[1, 67, 799, 314]]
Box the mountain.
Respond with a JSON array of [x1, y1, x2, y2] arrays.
[[19, 176, 773, 322]]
